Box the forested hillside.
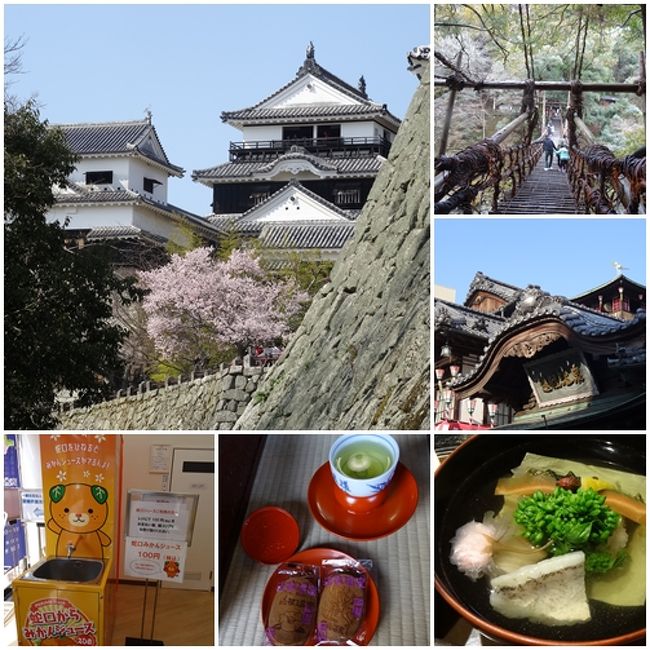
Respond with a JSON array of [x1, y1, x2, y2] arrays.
[[435, 4, 645, 156]]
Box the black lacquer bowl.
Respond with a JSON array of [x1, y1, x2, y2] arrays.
[[435, 434, 646, 645]]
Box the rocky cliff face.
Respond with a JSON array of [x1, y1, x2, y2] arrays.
[[236, 65, 430, 430]]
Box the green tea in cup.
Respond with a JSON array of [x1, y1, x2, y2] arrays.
[[334, 439, 393, 480]]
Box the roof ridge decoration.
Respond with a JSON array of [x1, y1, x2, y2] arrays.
[[221, 43, 377, 122], [407, 45, 430, 81], [54, 118, 151, 129], [435, 299, 505, 339], [435, 298, 506, 323], [465, 271, 523, 305]]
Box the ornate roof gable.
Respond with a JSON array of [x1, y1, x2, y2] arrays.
[[220, 43, 400, 127], [235, 180, 352, 226], [464, 271, 522, 306], [435, 299, 506, 340]]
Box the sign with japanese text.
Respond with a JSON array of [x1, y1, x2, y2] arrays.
[[4, 519, 26, 570], [21, 596, 97, 645], [124, 536, 188, 582], [21, 490, 44, 523], [40, 434, 118, 560], [525, 349, 598, 407], [127, 491, 198, 543]]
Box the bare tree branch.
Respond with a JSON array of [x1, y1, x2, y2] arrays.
[[461, 4, 510, 60]]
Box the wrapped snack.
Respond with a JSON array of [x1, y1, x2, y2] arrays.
[[267, 563, 319, 645], [316, 559, 368, 644]]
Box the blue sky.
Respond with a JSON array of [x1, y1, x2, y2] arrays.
[[5, 3, 430, 216], [435, 219, 647, 300]]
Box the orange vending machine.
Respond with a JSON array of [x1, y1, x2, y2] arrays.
[[13, 435, 120, 646]]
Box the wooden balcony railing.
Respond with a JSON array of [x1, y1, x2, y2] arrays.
[[229, 136, 391, 161]]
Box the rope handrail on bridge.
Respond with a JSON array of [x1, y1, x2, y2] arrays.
[[569, 144, 646, 214], [434, 138, 542, 214]]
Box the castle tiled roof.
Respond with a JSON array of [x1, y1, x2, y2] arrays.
[[53, 188, 221, 240], [86, 225, 168, 246], [54, 189, 138, 205], [193, 154, 384, 182], [54, 119, 184, 176], [259, 221, 355, 250], [434, 299, 506, 340], [220, 46, 401, 129], [221, 104, 400, 126]]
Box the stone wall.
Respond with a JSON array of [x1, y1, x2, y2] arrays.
[[58, 366, 266, 430], [235, 64, 430, 430]]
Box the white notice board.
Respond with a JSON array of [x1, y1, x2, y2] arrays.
[[126, 490, 199, 545]]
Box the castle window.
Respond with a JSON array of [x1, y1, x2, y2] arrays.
[[250, 191, 271, 206], [85, 170, 113, 185], [143, 177, 162, 194], [334, 188, 361, 205], [317, 124, 340, 139], [283, 125, 313, 141]]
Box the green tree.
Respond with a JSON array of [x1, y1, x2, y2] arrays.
[[4, 101, 132, 428]]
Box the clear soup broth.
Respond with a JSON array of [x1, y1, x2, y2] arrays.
[[436, 437, 645, 643]]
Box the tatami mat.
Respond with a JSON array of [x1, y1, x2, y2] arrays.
[[219, 434, 430, 646]]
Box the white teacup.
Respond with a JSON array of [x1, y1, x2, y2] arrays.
[[328, 434, 399, 513]]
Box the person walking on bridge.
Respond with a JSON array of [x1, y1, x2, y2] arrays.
[[543, 135, 557, 171]]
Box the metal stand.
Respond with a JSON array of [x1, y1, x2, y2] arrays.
[[125, 579, 164, 645]]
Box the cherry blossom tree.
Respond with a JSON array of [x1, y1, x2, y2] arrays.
[[139, 248, 308, 368]]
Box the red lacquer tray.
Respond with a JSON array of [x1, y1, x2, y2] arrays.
[[261, 547, 380, 646], [308, 461, 418, 540]]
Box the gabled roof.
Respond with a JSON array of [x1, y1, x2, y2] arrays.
[[193, 154, 384, 184], [259, 221, 355, 250], [239, 180, 352, 222], [464, 271, 522, 307], [54, 119, 184, 177], [220, 44, 401, 129], [206, 181, 352, 236], [571, 274, 646, 301]]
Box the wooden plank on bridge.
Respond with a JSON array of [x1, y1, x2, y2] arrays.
[[496, 155, 581, 214]]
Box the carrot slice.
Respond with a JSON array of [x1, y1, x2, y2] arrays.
[[601, 490, 646, 525], [495, 475, 556, 496]]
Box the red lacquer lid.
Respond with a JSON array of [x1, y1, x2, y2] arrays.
[[240, 506, 300, 563]]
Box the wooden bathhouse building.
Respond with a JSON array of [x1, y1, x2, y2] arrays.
[[434, 272, 646, 430], [192, 43, 401, 261]]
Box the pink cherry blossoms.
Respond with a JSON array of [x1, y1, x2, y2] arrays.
[[139, 248, 309, 363]]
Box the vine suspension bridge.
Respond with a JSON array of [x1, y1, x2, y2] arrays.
[[434, 52, 646, 215]]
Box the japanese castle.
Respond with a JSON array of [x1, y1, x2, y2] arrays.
[[193, 42, 401, 260], [47, 43, 401, 265]]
